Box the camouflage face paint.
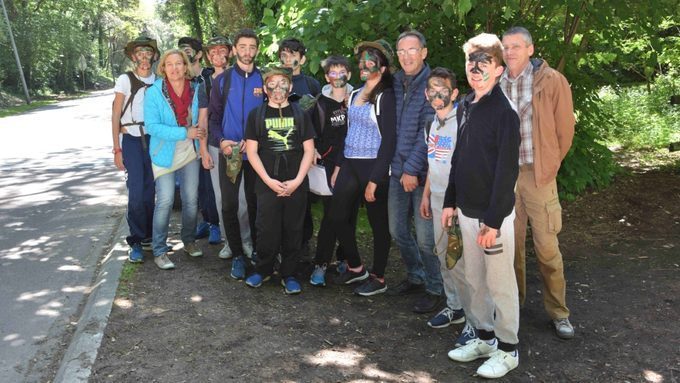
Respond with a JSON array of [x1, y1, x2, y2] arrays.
[[132, 46, 155, 66], [265, 78, 291, 105], [280, 51, 300, 69], [328, 70, 349, 88], [179, 44, 197, 63], [467, 51, 493, 81], [359, 51, 380, 81]]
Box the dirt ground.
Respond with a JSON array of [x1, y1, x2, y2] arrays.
[[91, 154, 679, 383]]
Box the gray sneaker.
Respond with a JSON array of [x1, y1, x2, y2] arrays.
[[184, 242, 203, 257], [154, 254, 175, 270], [553, 318, 575, 339]]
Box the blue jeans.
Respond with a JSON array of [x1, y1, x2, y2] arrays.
[[388, 177, 443, 295], [152, 159, 200, 256], [122, 134, 155, 246]]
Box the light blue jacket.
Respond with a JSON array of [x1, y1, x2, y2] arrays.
[[144, 78, 200, 168]]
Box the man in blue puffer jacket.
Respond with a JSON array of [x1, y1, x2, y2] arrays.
[[208, 28, 265, 280], [388, 30, 445, 316]]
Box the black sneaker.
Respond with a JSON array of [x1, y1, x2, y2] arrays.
[[413, 293, 445, 313], [334, 266, 369, 285], [386, 279, 425, 296], [354, 275, 387, 296]]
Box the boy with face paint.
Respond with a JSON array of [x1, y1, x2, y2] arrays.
[[111, 36, 158, 263], [199, 35, 254, 260], [278, 38, 321, 262], [308, 55, 354, 287], [417, 67, 470, 334], [178, 37, 224, 247], [278, 37, 322, 99], [208, 28, 263, 280], [441, 33, 521, 379], [244, 66, 316, 294]]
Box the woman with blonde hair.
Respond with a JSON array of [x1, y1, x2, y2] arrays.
[[144, 49, 207, 269]]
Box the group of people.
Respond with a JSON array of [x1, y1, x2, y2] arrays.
[[111, 25, 575, 378]]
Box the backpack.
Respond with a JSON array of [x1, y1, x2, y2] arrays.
[[200, 67, 215, 102], [120, 71, 152, 148]]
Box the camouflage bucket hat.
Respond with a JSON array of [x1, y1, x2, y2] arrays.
[[354, 38, 395, 69], [125, 36, 158, 59], [205, 35, 233, 51], [261, 64, 293, 83], [224, 145, 243, 184]]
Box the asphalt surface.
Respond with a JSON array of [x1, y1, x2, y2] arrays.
[[0, 91, 126, 382]]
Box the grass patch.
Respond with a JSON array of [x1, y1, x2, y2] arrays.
[[0, 100, 56, 118], [117, 261, 140, 298]]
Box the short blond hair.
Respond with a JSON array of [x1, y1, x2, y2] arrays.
[[156, 49, 194, 79], [463, 33, 503, 66]]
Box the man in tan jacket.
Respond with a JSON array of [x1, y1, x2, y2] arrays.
[[500, 26, 576, 339]]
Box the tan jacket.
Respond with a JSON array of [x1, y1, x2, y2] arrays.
[[530, 59, 575, 187]]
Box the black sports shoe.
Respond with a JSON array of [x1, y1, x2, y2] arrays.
[[354, 275, 387, 296], [387, 279, 425, 296], [413, 293, 445, 313], [334, 266, 369, 285]]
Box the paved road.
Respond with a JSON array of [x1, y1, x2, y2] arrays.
[[0, 91, 126, 382]]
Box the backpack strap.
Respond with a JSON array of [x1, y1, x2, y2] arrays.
[[120, 71, 150, 118], [220, 67, 234, 113], [304, 75, 320, 96], [120, 71, 152, 149]]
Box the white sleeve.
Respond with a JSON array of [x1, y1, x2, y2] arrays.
[[113, 74, 131, 96]]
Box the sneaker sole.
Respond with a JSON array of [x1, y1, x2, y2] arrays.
[[186, 251, 204, 257], [429, 315, 466, 328], [218, 254, 233, 260], [428, 321, 453, 329], [343, 271, 369, 285], [309, 280, 326, 287], [281, 280, 301, 295], [447, 349, 494, 362], [355, 286, 387, 296], [230, 273, 245, 280], [476, 360, 518, 379], [128, 258, 144, 264], [245, 276, 270, 288]]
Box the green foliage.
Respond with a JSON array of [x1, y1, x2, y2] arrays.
[[242, 0, 680, 198], [598, 76, 680, 149]]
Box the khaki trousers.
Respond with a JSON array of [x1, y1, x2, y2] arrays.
[[514, 166, 570, 319]]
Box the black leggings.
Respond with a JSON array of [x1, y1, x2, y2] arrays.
[[330, 159, 390, 277]]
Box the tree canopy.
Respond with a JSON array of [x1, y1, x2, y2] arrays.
[[1, 0, 677, 196]]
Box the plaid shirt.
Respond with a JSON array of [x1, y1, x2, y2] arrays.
[[501, 63, 534, 165]]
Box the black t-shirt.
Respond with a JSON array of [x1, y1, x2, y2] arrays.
[[245, 104, 315, 184], [313, 94, 347, 166]]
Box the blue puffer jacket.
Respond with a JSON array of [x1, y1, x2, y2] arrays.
[[391, 64, 434, 182], [144, 78, 200, 168]]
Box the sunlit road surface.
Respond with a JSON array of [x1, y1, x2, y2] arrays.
[[0, 90, 126, 382]]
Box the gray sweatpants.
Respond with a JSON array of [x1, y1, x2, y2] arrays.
[[458, 208, 519, 345], [431, 192, 465, 311], [209, 145, 252, 246]]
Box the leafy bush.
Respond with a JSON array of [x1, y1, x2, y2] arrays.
[[598, 75, 680, 149]]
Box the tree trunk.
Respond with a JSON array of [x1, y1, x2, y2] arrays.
[[187, 0, 203, 40]]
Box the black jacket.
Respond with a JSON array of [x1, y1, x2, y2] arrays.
[[443, 84, 520, 229]]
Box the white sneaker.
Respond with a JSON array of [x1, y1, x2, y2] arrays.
[[476, 349, 519, 378], [218, 244, 233, 259], [183, 242, 203, 257], [448, 338, 497, 362], [154, 254, 175, 270]]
